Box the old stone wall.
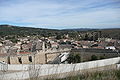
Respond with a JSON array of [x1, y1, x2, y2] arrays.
[[0, 52, 46, 64], [71, 48, 119, 61], [0, 57, 7, 63], [46, 53, 60, 63], [0, 49, 70, 64]]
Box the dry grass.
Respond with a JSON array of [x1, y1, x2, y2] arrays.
[[26, 64, 120, 80], [46, 69, 120, 80]]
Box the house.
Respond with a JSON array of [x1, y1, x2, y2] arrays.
[[21, 44, 30, 51], [0, 46, 7, 54], [51, 42, 58, 48], [59, 44, 72, 49], [35, 41, 43, 51], [3, 47, 17, 57], [14, 44, 21, 49], [105, 46, 116, 50], [80, 41, 92, 48], [4, 40, 14, 47], [105, 42, 116, 50]]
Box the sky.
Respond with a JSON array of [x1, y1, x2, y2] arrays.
[[0, 0, 120, 29]]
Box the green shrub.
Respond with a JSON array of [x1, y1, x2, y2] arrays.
[[91, 55, 98, 61], [67, 53, 81, 63]]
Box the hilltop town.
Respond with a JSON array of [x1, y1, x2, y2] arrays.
[[0, 25, 120, 80]]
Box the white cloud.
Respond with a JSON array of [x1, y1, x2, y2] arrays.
[[0, 0, 120, 29]]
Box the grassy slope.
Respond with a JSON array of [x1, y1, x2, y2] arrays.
[[47, 69, 120, 80]]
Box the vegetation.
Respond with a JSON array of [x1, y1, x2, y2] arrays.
[[100, 56, 106, 59], [0, 25, 61, 37], [46, 69, 120, 80], [91, 55, 98, 61], [0, 25, 120, 41], [67, 53, 81, 63]]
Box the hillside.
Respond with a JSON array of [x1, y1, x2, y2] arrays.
[[100, 28, 120, 39], [0, 24, 120, 40], [63, 28, 97, 31], [0, 25, 61, 37]]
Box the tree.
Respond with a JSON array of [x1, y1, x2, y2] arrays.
[[74, 54, 81, 63], [11, 39, 20, 43], [91, 55, 98, 61], [67, 53, 81, 63], [84, 33, 89, 40], [56, 35, 62, 39]]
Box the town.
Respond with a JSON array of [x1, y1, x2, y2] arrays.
[[0, 25, 120, 80], [0, 25, 120, 65], [0, 0, 120, 79]]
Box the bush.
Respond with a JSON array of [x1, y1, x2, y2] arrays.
[[91, 55, 98, 61], [67, 53, 81, 63]]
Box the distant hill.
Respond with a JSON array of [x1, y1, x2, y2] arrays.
[[64, 28, 120, 39], [0, 24, 120, 40], [0, 24, 61, 37], [99, 28, 120, 39], [63, 28, 97, 31]]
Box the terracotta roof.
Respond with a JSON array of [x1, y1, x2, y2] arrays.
[[92, 46, 104, 49], [51, 43, 58, 45]]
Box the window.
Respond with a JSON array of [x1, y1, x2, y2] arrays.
[[29, 56, 32, 62], [18, 57, 22, 64]]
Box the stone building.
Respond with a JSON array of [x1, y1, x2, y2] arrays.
[[0, 41, 70, 64], [0, 50, 46, 64], [0, 41, 46, 64]]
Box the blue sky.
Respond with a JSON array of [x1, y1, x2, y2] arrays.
[[0, 0, 120, 29]]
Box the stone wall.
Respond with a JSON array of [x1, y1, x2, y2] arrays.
[[0, 52, 46, 64], [46, 53, 60, 63], [0, 49, 70, 64], [10, 56, 20, 64], [0, 57, 120, 80], [71, 48, 119, 61], [0, 57, 7, 63], [34, 53, 46, 64]]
